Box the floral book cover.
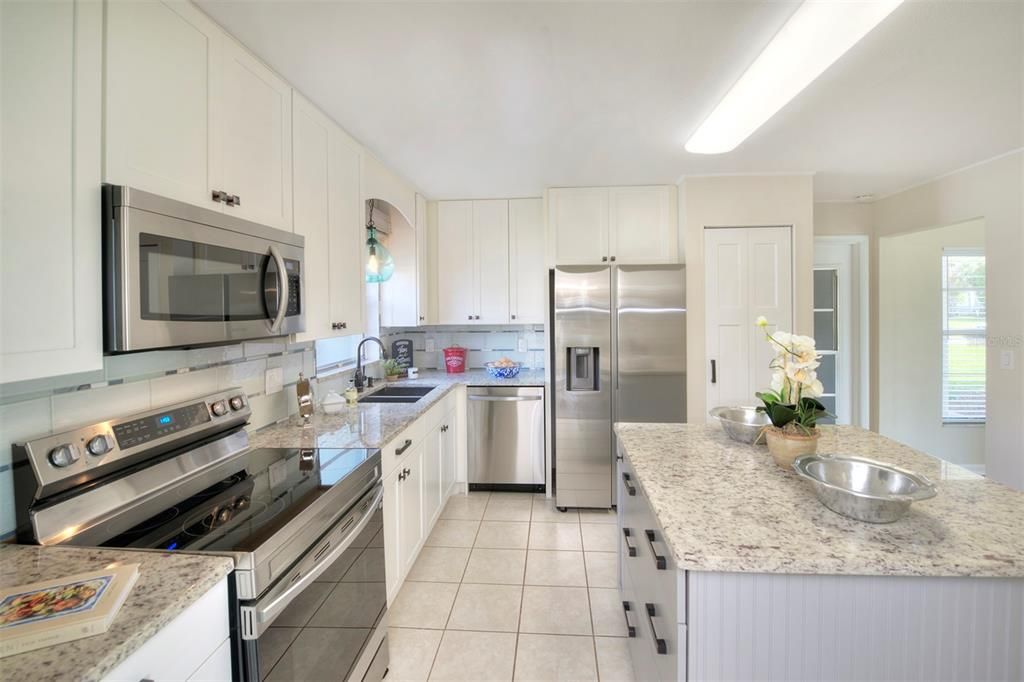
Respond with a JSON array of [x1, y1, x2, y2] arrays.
[[0, 563, 140, 658]]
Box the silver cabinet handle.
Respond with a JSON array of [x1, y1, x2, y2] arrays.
[[467, 395, 542, 402], [644, 529, 667, 570], [267, 245, 289, 333], [645, 603, 668, 654]]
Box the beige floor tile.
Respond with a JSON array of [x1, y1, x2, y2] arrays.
[[462, 548, 527, 585], [446, 583, 523, 632], [408, 546, 472, 583], [342, 547, 386, 582], [588, 587, 627, 637], [308, 582, 387, 628], [428, 630, 517, 681], [583, 552, 618, 589], [513, 634, 598, 682], [425, 519, 480, 548], [580, 523, 618, 552], [524, 550, 587, 587], [531, 497, 579, 524], [389, 581, 459, 629], [440, 493, 490, 521], [594, 636, 635, 681], [483, 493, 534, 521], [387, 627, 444, 682], [577, 508, 617, 524], [520, 586, 592, 636], [272, 581, 332, 627], [528, 522, 583, 551], [265, 627, 369, 682], [475, 521, 530, 549]]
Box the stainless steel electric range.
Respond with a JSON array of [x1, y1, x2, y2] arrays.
[[12, 389, 388, 681]]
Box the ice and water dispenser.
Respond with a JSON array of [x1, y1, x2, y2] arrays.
[[566, 347, 599, 391]]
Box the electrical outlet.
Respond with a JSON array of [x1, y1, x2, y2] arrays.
[[1000, 349, 1016, 370], [265, 367, 284, 395], [518, 337, 528, 353], [425, 338, 436, 353]]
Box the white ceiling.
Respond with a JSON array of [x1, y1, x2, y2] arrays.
[[198, 0, 1023, 201]]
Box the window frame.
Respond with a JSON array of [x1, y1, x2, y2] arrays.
[[940, 248, 986, 425]]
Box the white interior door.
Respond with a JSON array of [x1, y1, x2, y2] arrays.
[[705, 227, 792, 415]]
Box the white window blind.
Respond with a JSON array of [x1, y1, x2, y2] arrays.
[[941, 250, 986, 423]]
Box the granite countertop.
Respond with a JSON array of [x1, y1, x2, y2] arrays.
[[249, 368, 547, 450], [614, 423, 1024, 578], [0, 544, 234, 681]]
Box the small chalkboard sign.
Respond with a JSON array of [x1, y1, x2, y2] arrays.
[[391, 339, 414, 369]]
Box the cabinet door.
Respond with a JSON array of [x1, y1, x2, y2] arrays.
[[291, 94, 331, 342], [1, 0, 103, 383], [609, 186, 678, 264], [328, 129, 365, 336], [441, 409, 457, 499], [473, 200, 510, 324], [383, 466, 402, 601], [104, 0, 218, 210], [214, 37, 292, 230], [415, 193, 431, 325], [399, 448, 424, 576], [421, 425, 443, 528], [547, 187, 609, 265], [436, 201, 476, 324], [509, 198, 546, 324]]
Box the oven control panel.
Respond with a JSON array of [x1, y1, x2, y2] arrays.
[[113, 402, 213, 449]]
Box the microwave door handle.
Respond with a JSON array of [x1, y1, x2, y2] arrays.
[[242, 484, 384, 639], [267, 245, 289, 333]]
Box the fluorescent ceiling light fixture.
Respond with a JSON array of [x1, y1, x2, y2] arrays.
[[685, 0, 903, 155]]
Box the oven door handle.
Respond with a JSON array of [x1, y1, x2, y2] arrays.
[[240, 483, 383, 639], [266, 245, 289, 333]]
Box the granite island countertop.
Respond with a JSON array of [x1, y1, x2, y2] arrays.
[[248, 368, 546, 451], [0, 544, 234, 682], [614, 423, 1024, 578]]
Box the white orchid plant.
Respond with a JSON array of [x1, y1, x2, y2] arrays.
[[754, 317, 829, 434]]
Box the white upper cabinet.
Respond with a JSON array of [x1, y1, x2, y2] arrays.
[[436, 201, 476, 325], [509, 198, 546, 324], [473, 200, 510, 325], [328, 128, 365, 337], [1, 0, 103, 383], [547, 185, 678, 265], [104, 0, 216, 209], [105, 1, 292, 230], [214, 37, 292, 230], [415, 194, 431, 325]]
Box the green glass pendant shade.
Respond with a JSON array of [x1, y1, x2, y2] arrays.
[[365, 227, 395, 283]]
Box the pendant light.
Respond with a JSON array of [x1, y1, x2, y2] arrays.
[[365, 199, 395, 283]]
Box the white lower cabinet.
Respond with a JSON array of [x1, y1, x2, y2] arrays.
[[103, 577, 229, 682], [384, 393, 461, 602]]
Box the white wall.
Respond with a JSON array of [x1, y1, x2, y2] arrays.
[[681, 174, 815, 421], [878, 219, 986, 470], [873, 151, 1023, 490]]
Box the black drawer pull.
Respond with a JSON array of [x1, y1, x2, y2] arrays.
[[621, 601, 636, 637], [622, 472, 636, 496], [644, 529, 666, 570], [645, 603, 668, 654], [622, 528, 637, 557], [395, 439, 413, 456]]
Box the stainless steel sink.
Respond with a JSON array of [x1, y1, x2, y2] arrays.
[[357, 385, 436, 404]]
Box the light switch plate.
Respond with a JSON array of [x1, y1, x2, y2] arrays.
[[1000, 349, 1015, 370], [426, 338, 436, 353], [518, 337, 528, 353], [265, 367, 284, 395]]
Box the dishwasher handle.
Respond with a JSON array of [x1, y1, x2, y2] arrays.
[[468, 395, 542, 402]]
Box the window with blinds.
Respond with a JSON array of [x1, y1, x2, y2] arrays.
[[941, 250, 986, 423]]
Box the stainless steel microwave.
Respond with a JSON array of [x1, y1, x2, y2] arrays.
[[103, 185, 305, 352]]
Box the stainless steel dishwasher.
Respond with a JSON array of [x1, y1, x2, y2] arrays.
[[467, 386, 546, 492]]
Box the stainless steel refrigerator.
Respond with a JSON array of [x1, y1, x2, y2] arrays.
[[551, 265, 686, 509]]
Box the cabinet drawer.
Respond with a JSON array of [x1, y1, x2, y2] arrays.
[[383, 418, 426, 476]]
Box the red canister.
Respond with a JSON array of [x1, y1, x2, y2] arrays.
[[442, 346, 467, 374]]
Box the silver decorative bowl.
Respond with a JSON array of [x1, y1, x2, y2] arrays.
[[792, 455, 937, 523], [709, 406, 771, 444]]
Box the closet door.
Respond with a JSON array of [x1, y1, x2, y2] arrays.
[[704, 227, 792, 415]]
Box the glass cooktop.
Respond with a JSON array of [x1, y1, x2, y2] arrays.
[[102, 447, 377, 553]]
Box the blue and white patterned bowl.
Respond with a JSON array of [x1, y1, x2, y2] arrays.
[[485, 362, 521, 379]]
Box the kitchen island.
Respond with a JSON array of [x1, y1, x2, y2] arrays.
[[615, 423, 1023, 682]]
